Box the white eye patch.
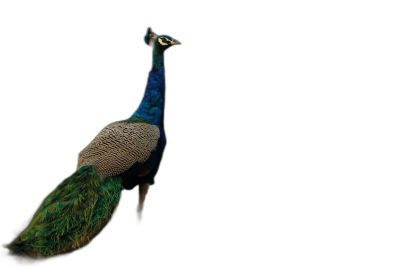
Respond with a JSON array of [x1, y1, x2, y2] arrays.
[[158, 38, 171, 45]]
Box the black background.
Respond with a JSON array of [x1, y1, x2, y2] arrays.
[[1, 7, 265, 266]]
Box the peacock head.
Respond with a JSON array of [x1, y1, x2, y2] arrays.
[[144, 27, 180, 51]]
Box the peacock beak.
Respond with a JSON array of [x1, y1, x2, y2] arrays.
[[171, 39, 181, 45]]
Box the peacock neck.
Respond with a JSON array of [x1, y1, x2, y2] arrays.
[[131, 46, 166, 128]]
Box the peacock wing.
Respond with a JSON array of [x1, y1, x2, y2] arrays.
[[77, 121, 160, 178]]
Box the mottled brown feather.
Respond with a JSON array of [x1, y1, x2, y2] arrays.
[[77, 122, 160, 178]]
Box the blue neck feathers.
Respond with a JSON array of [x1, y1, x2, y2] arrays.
[[131, 45, 166, 128]]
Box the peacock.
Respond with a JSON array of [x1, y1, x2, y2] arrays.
[[6, 27, 180, 258]]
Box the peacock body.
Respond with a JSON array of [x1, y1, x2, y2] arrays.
[[6, 28, 180, 258]]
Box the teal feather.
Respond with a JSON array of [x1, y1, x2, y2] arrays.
[[7, 166, 121, 258]]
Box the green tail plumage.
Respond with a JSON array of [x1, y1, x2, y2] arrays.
[[7, 165, 122, 258]]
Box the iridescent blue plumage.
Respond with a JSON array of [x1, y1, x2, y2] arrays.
[[121, 28, 180, 189], [132, 29, 180, 130], [133, 64, 166, 128]]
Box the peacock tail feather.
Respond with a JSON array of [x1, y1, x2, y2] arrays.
[[7, 165, 122, 258]]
